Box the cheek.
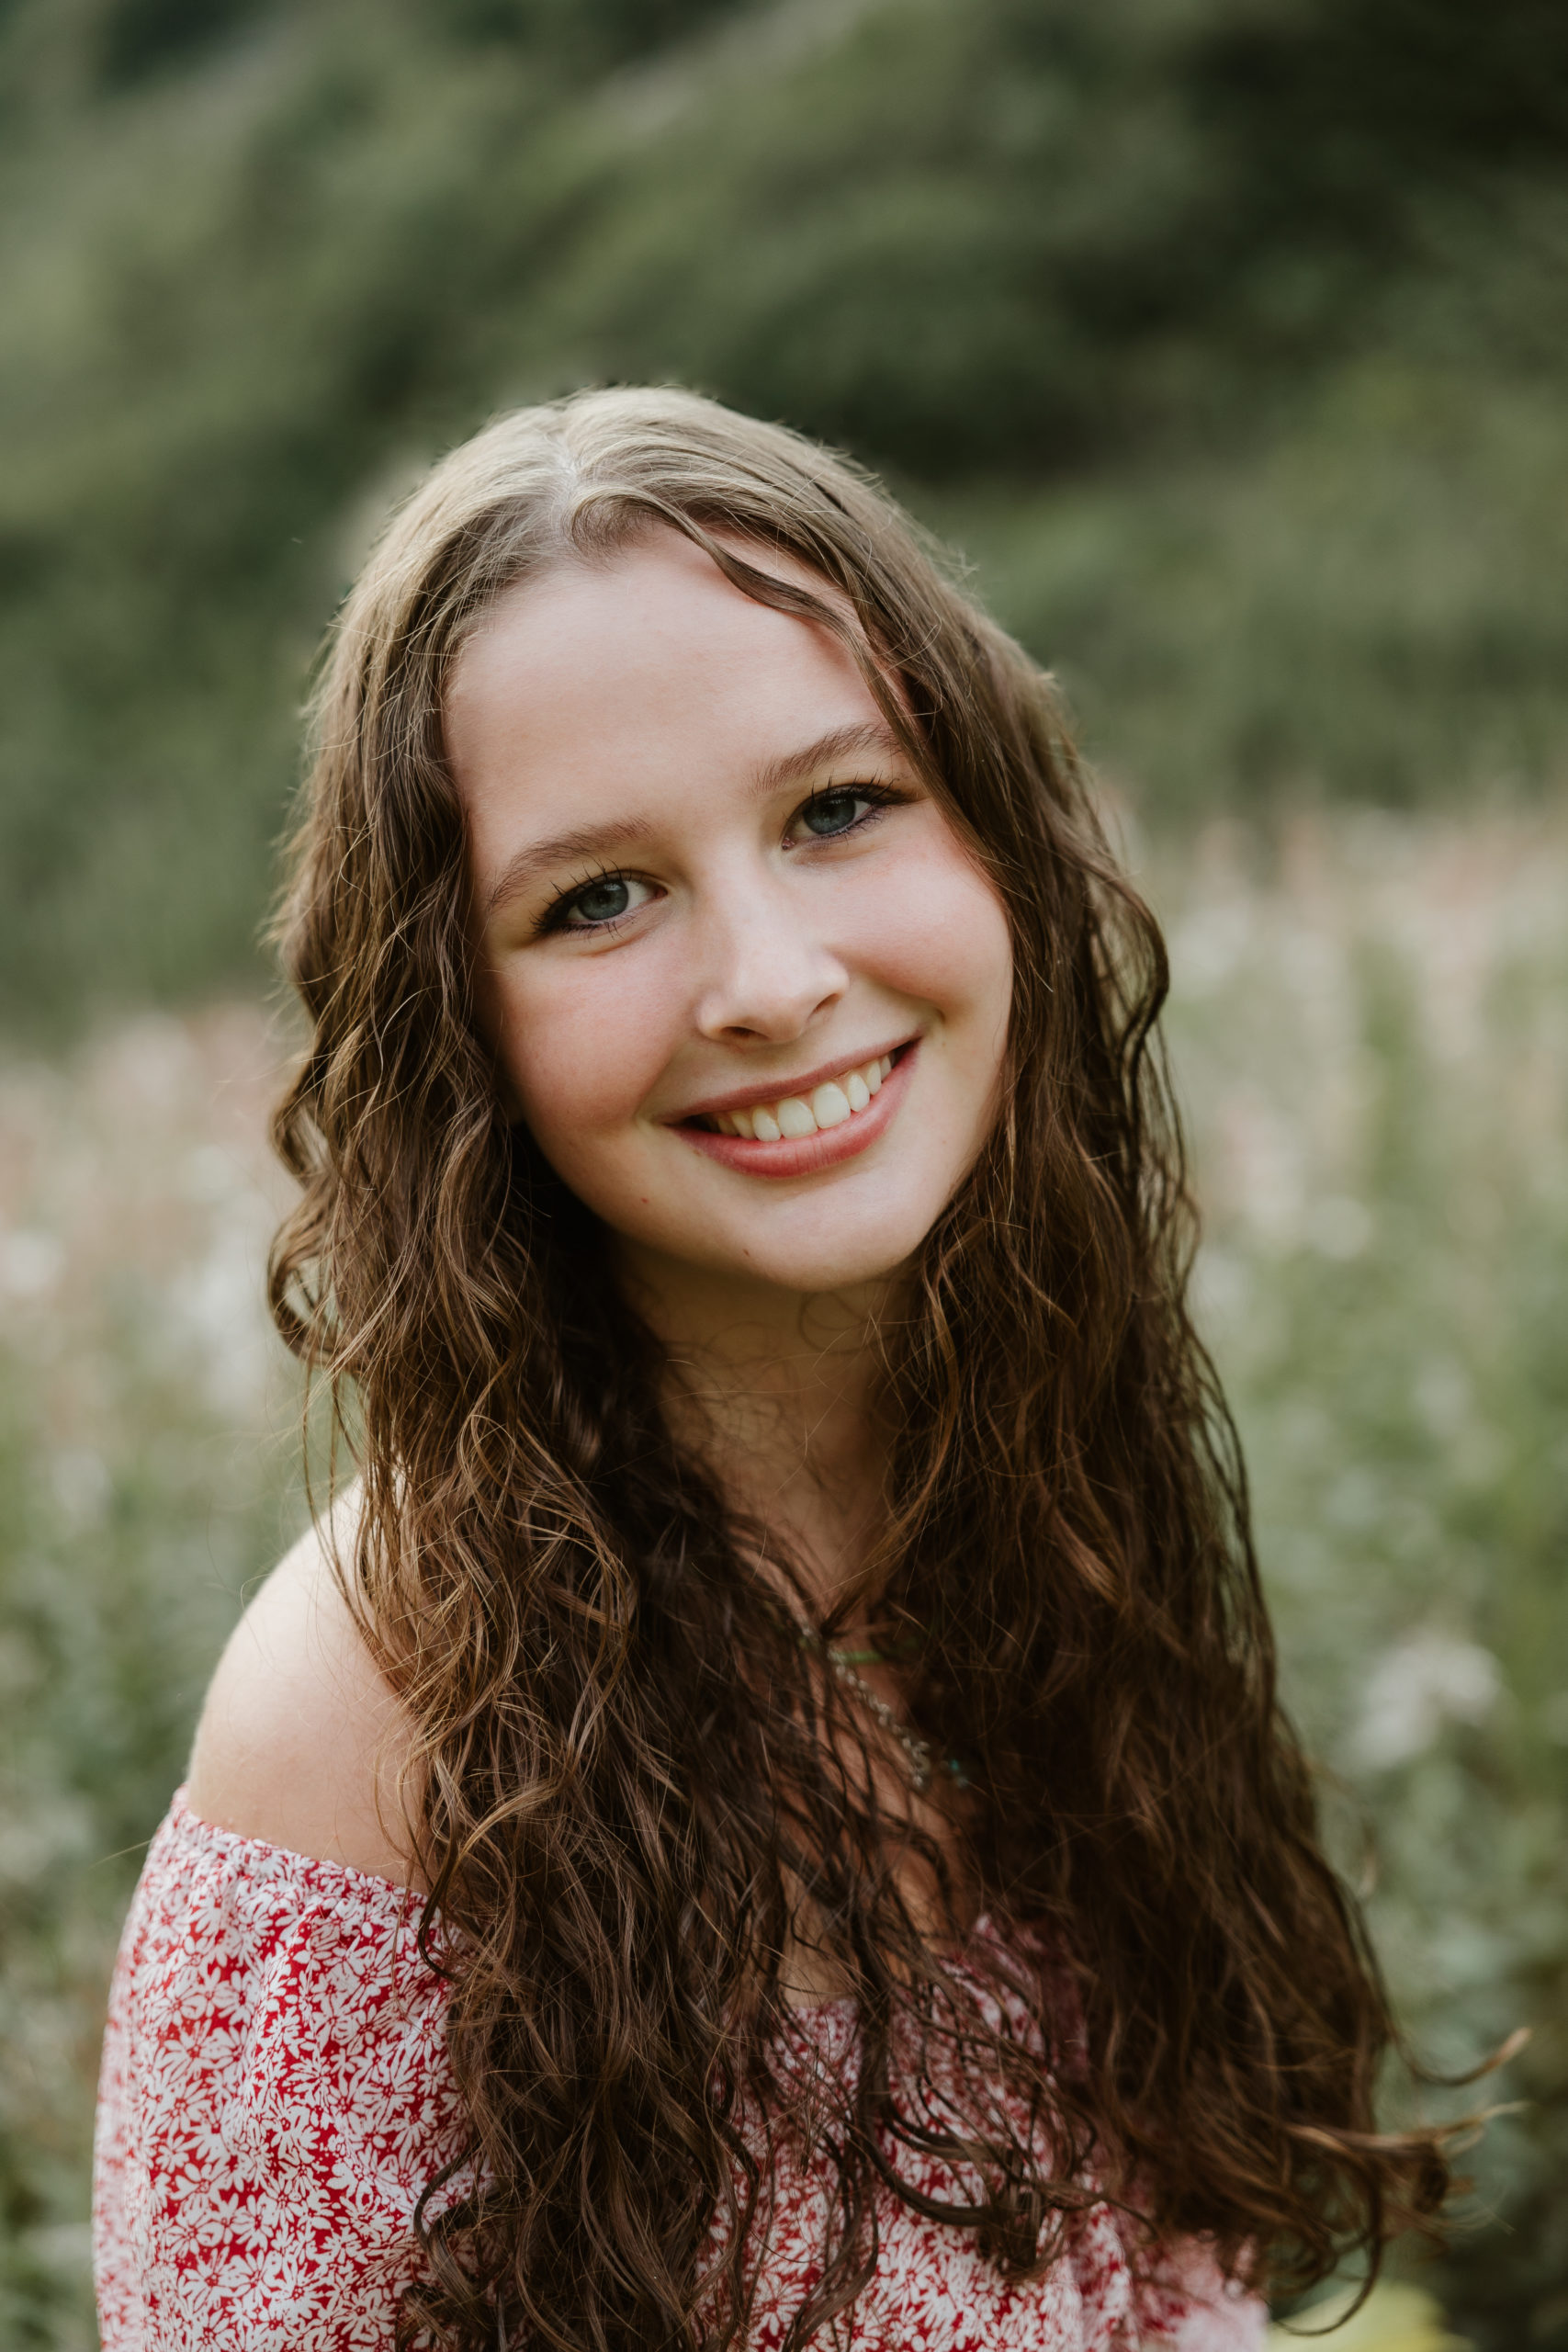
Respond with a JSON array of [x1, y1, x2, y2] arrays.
[[492, 962, 675, 1164], [859, 841, 1013, 1041]]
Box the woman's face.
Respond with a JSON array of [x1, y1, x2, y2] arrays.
[[446, 528, 1012, 1302]]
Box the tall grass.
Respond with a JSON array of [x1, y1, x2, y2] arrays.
[[1156, 808, 1568, 2349], [0, 1009, 303, 2348], [0, 811, 1562, 2347]]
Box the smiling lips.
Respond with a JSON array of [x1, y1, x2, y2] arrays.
[[700, 1053, 895, 1142], [674, 1044, 914, 1177]]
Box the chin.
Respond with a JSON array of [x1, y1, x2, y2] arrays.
[[679, 1215, 931, 1298]]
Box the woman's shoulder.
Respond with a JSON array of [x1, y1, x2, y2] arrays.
[[185, 1485, 421, 1886], [97, 1769, 460, 2352]]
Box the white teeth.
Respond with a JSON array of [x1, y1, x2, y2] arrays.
[[707, 1051, 899, 1142]]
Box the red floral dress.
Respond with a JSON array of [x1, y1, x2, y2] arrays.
[[95, 1794, 1267, 2350]]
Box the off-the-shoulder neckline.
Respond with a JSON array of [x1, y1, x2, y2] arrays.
[[169, 1785, 423, 1900], [164, 1787, 1027, 2008]]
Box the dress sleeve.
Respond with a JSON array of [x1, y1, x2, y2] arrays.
[[93, 1792, 469, 2352]]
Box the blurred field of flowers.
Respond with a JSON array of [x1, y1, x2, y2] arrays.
[[0, 1007, 303, 2346], [0, 808, 1563, 2348], [1158, 808, 1568, 2348]]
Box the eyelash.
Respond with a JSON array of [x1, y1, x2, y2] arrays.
[[536, 861, 627, 937], [805, 780, 906, 828], [535, 781, 908, 937]]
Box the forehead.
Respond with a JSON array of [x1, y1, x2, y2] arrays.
[[444, 529, 888, 826]]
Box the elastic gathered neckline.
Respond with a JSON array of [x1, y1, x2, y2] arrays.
[[164, 1786, 1018, 2012]]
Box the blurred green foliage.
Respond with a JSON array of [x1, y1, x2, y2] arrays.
[[3, 820, 1565, 2348], [1160, 813, 1568, 2351], [1, 5, 1565, 2347], [0, 1012, 305, 2349], [0, 0, 1565, 1026]]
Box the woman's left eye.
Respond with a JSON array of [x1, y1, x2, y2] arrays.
[[795, 787, 886, 842]]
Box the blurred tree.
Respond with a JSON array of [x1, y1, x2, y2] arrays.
[[0, 6, 1565, 2343], [0, 0, 1562, 1020], [95, 0, 273, 87]]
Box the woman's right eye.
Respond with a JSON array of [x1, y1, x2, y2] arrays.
[[551, 873, 656, 932]]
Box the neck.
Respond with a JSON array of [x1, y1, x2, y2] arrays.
[[615, 1246, 893, 1613]]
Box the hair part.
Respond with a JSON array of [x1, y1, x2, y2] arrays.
[[269, 386, 1452, 2349]]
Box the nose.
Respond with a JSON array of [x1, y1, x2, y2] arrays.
[[690, 875, 848, 1046]]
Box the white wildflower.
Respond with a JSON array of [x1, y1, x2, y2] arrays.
[[1351, 1631, 1503, 1771]]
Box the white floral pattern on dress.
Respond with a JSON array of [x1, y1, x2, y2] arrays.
[[95, 1794, 1266, 2350]]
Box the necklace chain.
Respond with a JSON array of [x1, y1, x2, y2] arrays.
[[795, 1623, 966, 1793], [822, 1644, 937, 1793]]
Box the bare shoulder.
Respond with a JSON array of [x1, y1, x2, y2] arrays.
[[186, 1485, 421, 1885]]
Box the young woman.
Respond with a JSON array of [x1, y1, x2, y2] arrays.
[[94, 388, 1449, 2350]]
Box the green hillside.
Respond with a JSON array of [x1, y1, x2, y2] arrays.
[[0, 0, 1565, 1027]]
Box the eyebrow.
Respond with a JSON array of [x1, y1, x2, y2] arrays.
[[482, 816, 658, 918], [750, 719, 908, 797], [481, 719, 910, 920]]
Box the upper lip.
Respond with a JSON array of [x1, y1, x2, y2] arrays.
[[666, 1037, 916, 1125]]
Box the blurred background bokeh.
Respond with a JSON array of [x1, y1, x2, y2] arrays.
[[1, 2, 1564, 2344]]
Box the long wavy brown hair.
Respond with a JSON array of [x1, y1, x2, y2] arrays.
[[268, 387, 1450, 2349]]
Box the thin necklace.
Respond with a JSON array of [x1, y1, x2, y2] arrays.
[[802, 1631, 965, 1794], [823, 1644, 937, 1793]]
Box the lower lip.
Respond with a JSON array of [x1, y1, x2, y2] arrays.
[[672, 1044, 917, 1181]]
